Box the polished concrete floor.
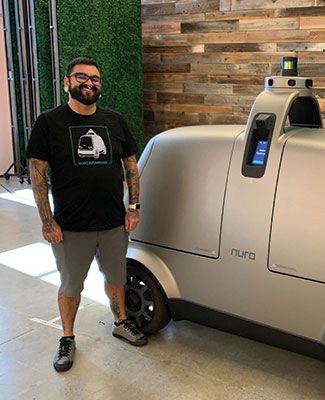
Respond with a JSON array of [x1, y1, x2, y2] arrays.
[[1, 176, 325, 400]]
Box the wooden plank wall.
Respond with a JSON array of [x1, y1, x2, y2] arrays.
[[141, 0, 325, 140]]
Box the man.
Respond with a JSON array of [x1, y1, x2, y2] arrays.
[[26, 57, 147, 373]]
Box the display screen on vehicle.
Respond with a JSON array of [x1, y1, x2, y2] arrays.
[[251, 140, 268, 166]]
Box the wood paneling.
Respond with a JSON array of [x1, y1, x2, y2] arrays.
[[181, 20, 238, 33], [186, 31, 316, 44], [231, 0, 315, 10], [239, 17, 299, 31], [142, 22, 181, 34], [276, 6, 325, 16], [300, 16, 325, 29], [175, 1, 220, 14], [141, 1, 325, 139]]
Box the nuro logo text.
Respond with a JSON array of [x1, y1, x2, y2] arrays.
[[231, 248, 256, 261]]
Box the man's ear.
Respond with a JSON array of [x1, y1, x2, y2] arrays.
[[63, 76, 69, 92]]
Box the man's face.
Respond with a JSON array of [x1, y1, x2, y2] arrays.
[[65, 64, 101, 106]]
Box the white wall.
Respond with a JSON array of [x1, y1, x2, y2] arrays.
[[0, 13, 14, 174]]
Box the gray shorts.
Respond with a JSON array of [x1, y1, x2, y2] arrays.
[[51, 225, 129, 297]]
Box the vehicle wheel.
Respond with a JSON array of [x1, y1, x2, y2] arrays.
[[125, 262, 171, 335], [94, 149, 99, 159]]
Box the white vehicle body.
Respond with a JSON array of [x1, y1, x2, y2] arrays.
[[125, 74, 325, 361]]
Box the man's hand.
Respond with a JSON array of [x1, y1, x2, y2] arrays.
[[124, 210, 139, 232], [42, 218, 63, 244]]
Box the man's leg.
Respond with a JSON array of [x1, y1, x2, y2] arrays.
[[52, 291, 80, 372], [105, 283, 126, 322], [58, 291, 81, 336], [97, 227, 148, 346], [104, 281, 147, 346], [52, 231, 97, 371]]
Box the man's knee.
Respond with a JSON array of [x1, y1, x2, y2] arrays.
[[58, 284, 83, 298]]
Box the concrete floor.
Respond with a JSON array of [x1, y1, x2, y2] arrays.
[[1, 177, 325, 400]]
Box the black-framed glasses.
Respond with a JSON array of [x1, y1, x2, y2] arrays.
[[69, 72, 102, 85]]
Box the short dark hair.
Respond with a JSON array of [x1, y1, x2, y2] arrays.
[[66, 57, 101, 76]]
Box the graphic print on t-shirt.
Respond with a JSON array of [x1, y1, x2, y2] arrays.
[[69, 125, 112, 166]]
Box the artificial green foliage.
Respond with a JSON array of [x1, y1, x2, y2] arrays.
[[34, 0, 54, 112], [56, 0, 144, 152], [6, 0, 144, 167]]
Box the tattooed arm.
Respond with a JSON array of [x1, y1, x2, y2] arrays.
[[122, 155, 140, 232], [30, 158, 63, 244]]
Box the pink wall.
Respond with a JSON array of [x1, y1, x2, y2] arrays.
[[0, 15, 14, 174]]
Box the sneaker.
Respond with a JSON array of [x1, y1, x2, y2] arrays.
[[53, 337, 76, 372], [112, 319, 148, 346]]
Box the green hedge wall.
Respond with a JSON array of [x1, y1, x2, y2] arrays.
[[9, 0, 144, 163], [35, 0, 54, 112], [56, 0, 144, 151]]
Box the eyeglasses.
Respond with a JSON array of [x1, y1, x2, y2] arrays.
[[68, 72, 102, 85]]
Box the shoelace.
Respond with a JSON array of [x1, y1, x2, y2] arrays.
[[124, 320, 142, 337], [58, 338, 73, 357]]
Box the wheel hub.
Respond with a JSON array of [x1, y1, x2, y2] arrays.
[[125, 289, 142, 312], [125, 273, 154, 328]]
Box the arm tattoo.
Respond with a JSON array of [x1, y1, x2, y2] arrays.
[[30, 158, 55, 227], [123, 155, 139, 204]]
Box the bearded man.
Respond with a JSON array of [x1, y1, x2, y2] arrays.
[[26, 57, 147, 373]]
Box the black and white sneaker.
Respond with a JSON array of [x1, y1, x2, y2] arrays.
[[112, 319, 148, 346], [53, 337, 76, 372]]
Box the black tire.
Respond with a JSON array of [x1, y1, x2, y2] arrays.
[[125, 262, 171, 335]]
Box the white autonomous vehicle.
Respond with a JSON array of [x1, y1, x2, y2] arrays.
[[125, 58, 325, 361], [78, 129, 107, 159]]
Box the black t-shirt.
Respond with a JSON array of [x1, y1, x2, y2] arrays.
[[26, 104, 138, 231]]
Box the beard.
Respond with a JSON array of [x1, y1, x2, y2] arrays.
[[69, 84, 101, 105]]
